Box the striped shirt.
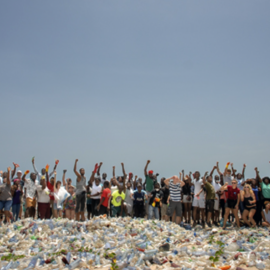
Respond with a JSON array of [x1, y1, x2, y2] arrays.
[[169, 180, 181, 202]]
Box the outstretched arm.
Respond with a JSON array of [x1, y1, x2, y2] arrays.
[[97, 162, 102, 176], [53, 172, 57, 192], [7, 167, 11, 185], [210, 166, 216, 177], [62, 170, 67, 187], [255, 167, 262, 182], [231, 163, 236, 177], [11, 163, 17, 179], [122, 163, 126, 192], [216, 162, 222, 176], [74, 159, 81, 180], [32, 157, 39, 175], [242, 164, 246, 179], [113, 166, 115, 178], [121, 163, 127, 178], [202, 171, 208, 184], [144, 160, 150, 176]]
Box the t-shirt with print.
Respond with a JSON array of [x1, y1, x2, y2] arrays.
[[101, 188, 111, 207], [111, 190, 126, 207], [204, 182, 216, 200], [149, 190, 163, 207], [226, 185, 240, 200], [133, 190, 146, 206], [24, 179, 38, 199]]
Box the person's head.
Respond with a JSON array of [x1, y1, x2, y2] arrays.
[[17, 170, 22, 179], [226, 169, 232, 177], [50, 177, 55, 185], [148, 170, 154, 178], [128, 173, 133, 180], [206, 175, 212, 183], [137, 184, 142, 192], [2, 172, 7, 179], [79, 168, 85, 176], [251, 179, 257, 187], [138, 177, 142, 183], [117, 176, 123, 183], [103, 181, 109, 189], [67, 178, 72, 185], [263, 177, 270, 185], [154, 182, 160, 191], [244, 184, 253, 194], [246, 178, 252, 185], [68, 185, 75, 194], [95, 177, 101, 186], [56, 181, 61, 189], [13, 182, 19, 190], [161, 177, 166, 184], [111, 178, 117, 186], [265, 201, 270, 211], [41, 168, 46, 175], [214, 175, 220, 183], [30, 173, 36, 181], [194, 171, 200, 179], [118, 184, 124, 193], [236, 173, 242, 180], [40, 176, 46, 186], [102, 173, 107, 180], [231, 179, 238, 188]]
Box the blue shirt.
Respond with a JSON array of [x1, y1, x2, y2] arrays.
[[133, 190, 146, 205], [252, 187, 259, 201]]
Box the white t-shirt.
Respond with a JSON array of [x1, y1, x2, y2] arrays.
[[192, 179, 204, 199], [263, 209, 270, 223], [91, 182, 102, 199], [236, 178, 244, 191], [125, 188, 134, 206], [212, 182, 221, 193], [24, 179, 38, 199], [36, 185, 50, 203]]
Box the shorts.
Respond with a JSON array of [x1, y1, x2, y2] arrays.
[[214, 198, 219, 211], [192, 197, 205, 208], [244, 206, 256, 211], [161, 203, 168, 216], [183, 195, 192, 203], [166, 201, 182, 217], [53, 202, 63, 210], [99, 205, 108, 215], [0, 200, 13, 211], [225, 199, 237, 209], [75, 192, 86, 213], [87, 204, 92, 213], [124, 202, 133, 215], [206, 199, 214, 212], [26, 198, 36, 208], [111, 205, 125, 217]]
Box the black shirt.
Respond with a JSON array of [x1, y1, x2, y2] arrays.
[[161, 187, 170, 204], [149, 189, 163, 207]]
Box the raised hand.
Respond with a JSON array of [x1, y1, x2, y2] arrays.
[[243, 164, 246, 168], [63, 170, 67, 174], [75, 159, 78, 163], [147, 160, 151, 164]]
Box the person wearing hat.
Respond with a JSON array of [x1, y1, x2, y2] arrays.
[[144, 160, 157, 217], [262, 201, 270, 227]]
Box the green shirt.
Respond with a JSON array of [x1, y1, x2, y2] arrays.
[[204, 181, 216, 200], [111, 190, 126, 207], [261, 181, 270, 199], [145, 175, 157, 193]]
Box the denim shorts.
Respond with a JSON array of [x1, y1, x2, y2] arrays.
[[0, 200, 13, 211]]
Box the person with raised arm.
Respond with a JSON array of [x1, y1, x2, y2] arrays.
[[240, 183, 257, 227], [32, 157, 58, 184], [36, 176, 50, 220], [96, 181, 111, 215], [22, 170, 38, 219], [164, 173, 185, 224], [255, 167, 270, 208], [74, 159, 87, 221], [220, 179, 240, 229], [0, 167, 13, 224], [97, 162, 107, 185], [202, 171, 217, 228], [182, 170, 192, 224], [191, 171, 205, 227], [62, 170, 72, 190], [89, 163, 102, 217]]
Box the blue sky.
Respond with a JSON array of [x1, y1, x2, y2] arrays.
[[1, 1, 270, 183]]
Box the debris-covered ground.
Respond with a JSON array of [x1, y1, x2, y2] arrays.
[[0, 216, 270, 270]]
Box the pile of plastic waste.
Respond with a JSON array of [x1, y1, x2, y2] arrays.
[[0, 216, 270, 270]]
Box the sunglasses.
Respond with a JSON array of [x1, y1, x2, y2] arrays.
[[232, 182, 237, 185]]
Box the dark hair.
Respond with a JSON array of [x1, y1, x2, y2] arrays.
[[154, 182, 160, 187], [56, 181, 61, 187], [103, 181, 109, 188]]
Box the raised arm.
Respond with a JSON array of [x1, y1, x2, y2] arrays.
[[144, 160, 150, 176], [220, 182, 229, 191], [164, 176, 172, 186], [62, 170, 67, 187], [202, 171, 208, 184], [231, 163, 236, 177], [113, 166, 115, 178], [121, 163, 127, 178], [216, 162, 222, 176], [22, 170, 30, 183], [97, 162, 103, 176], [182, 170, 184, 181], [242, 164, 246, 179], [178, 172, 185, 187], [255, 167, 262, 182], [53, 171, 57, 191], [133, 175, 138, 190], [209, 166, 216, 177], [73, 159, 81, 179], [11, 163, 17, 179], [50, 160, 59, 177], [32, 157, 39, 175], [7, 167, 11, 185]]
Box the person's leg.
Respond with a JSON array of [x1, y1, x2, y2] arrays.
[[154, 207, 159, 220], [242, 209, 250, 227], [38, 203, 44, 220], [175, 202, 182, 224], [148, 205, 153, 220], [262, 221, 270, 227], [70, 210, 75, 220], [193, 207, 198, 226], [75, 194, 81, 221], [222, 208, 231, 229], [232, 207, 240, 227], [183, 202, 187, 222], [12, 204, 16, 222], [187, 203, 191, 223], [87, 204, 91, 219], [66, 209, 71, 220], [248, 209, 256, 227], [80, 192, 86, 221]]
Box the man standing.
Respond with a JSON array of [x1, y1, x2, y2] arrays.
[[111, 182, 126, 217], [164, 173, 185, 224], [96, 181, 111, 215], [132, 184, 147, 218], [73, 159, 87, 221]]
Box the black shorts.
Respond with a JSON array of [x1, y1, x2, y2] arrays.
[[206, 199, 214, 212], [99, 205, 108, 215], [75, 191, 86, 213], [225, 199, 237, 209], [244, 206, 256, 211], [87, 204, 92, 213]]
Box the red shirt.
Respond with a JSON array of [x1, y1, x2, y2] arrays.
[[101, 188, 111, 207], [47, 182, 54, 200], [227, 185, 240, 200]]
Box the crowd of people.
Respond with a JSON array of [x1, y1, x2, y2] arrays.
[[0, 159, 270, 230]]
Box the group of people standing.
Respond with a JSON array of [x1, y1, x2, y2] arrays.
[[0, 159, 270, 230]]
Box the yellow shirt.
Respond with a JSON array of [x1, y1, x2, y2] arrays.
[[111, 190, 125, 207]]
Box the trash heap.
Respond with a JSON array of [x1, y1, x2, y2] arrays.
[[0, 216, 270, 270]]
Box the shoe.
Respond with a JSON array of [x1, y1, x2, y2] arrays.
[[202, 221, 205, 229], [207, 222, 212, 228]]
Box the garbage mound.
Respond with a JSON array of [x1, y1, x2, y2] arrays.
[[0, 216, 270, 270]]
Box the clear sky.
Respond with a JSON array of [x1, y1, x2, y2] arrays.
[[1, 1, 270, 183]]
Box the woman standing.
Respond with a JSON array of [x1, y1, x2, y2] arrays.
[[182, 173, 192, 224], [240, 184, 257, 227], [11, 182, 22, 221], [64, 186, 76, 220], [255, 167, 270, 207], [251, 178, 262, 226]]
